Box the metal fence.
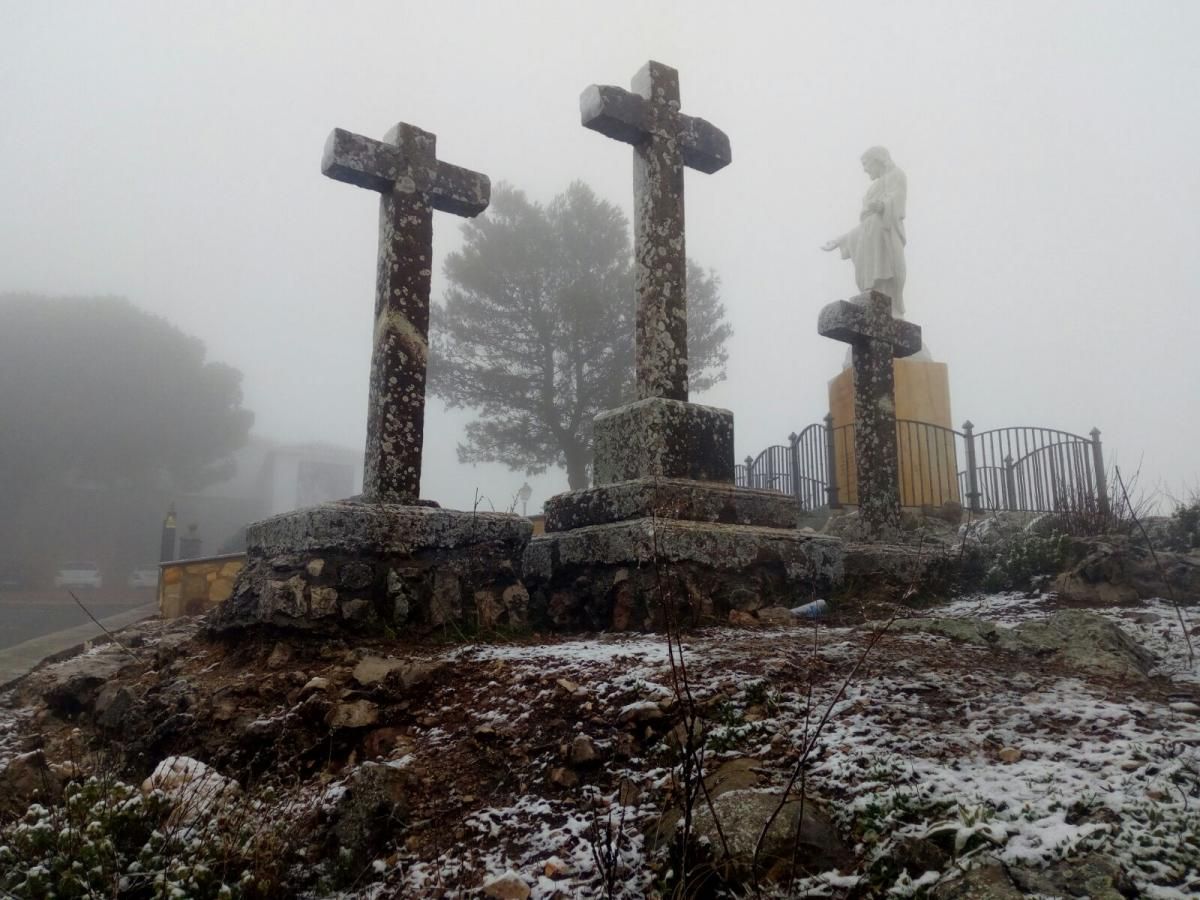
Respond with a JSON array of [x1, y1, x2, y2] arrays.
[[736, 418, 1108, 514]]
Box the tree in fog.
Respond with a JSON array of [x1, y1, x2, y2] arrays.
[[429, 183, 731, 490], [0, 295, 254, 502]]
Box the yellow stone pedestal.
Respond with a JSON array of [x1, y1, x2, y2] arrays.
[[828, 360, 959, 508]]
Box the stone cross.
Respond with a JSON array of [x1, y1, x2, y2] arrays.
[[580, 61, 731, 402], [818, 291, 922, 537], [322, 123, 489, 504]]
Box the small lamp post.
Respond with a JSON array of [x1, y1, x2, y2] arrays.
[[159, 504, 177, 562], [517, 482, 533, 517]]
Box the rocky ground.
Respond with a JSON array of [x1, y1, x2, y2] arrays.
[[0, 576, 1196, 898]]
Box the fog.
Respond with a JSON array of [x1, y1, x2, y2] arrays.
[[3, 0, 1198, 515]]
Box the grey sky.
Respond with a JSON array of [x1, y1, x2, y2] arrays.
[[3, 1, 1197, 513]]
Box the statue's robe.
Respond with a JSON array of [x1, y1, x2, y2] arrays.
[[838, 166, 907, 315]]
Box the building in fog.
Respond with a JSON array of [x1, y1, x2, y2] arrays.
[[0, 436, 362, 587]]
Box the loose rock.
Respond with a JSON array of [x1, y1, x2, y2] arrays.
[[688, 789, 845, 882], [568, 734, 599, 766], [482, 870, 531, 899], [142, 756, 240, 825], [327, 699, 380, 729]]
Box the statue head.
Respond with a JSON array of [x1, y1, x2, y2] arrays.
[[860, 146, 893, 179]]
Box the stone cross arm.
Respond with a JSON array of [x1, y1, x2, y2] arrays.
[[579, 65, 731, 174], [321, 125, 490, 217], [818, 292, 922, 357]]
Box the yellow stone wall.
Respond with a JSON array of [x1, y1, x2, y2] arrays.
[[159, 554, 247, 619], [828, 360, 959, 507]]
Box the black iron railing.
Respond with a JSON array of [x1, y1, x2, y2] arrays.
[[737, 418, 1108, 514]]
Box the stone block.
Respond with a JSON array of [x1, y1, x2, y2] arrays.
[[592, 398, 734, 485], [543, 478, 800, 531]]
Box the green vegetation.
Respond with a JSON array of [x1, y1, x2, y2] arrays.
[[0, 776, 288, 899], [983, 531, 1069, 591]]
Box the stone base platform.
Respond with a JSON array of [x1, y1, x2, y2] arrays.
[[838, 541, 974, 603], [210, 500, 532, 634], [522, 518, 843, 631], [544, 478, 802, 532]]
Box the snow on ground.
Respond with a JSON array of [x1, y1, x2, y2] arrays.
[[378, 592, 1200, 897], [5, 593, 1195, 897], [804, 654, 1200, 896]]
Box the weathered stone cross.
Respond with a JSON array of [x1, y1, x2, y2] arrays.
[[322, 123, 489, 504], [580, 61, 731, 402], [818, 291, 922, 537]]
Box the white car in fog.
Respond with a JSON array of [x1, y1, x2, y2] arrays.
[[127, 565, 160, 590], [53, 562, 103, 590]]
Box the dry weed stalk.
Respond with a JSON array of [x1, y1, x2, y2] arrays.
[[67, 589, 139, 661], [749, 536, 925, 894], [589, 794, 631, 899], [644, 464, 928, 896], [1115, 466, 1195, 666], [649, 488, 734, 894]]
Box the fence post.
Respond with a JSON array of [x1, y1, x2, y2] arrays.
[[788, 432, 803, 509], [1089, 427, 1110, 516], [962, 420, 980, 512], [744, 455, 754, 490], [823, 413, 841, 508], [1003, 454, 1017, 511]]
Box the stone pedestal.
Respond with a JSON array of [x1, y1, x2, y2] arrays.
[[829, 359, 958, 508], [210, 501, 532, 635], [592, 398, 734, 485], [544, 477, 799, 531]]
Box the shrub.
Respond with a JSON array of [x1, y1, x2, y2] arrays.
[[982, 531, 1069, 592], [1168, 494, 1200, 552], [0, 775, 289, 899]]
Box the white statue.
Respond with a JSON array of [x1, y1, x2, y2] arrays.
[[822, 146, 907, 316]]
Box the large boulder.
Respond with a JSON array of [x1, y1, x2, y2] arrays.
[[331, 761, 417, 870], [689, 789, 846, 883], [893, 609, 1155, 678], [142, 756, 241, 825], [25, 647, 136, 716], [1052, 535, 1200, 605], [1013, 609, 1156, 677], [656, 759, 847, 888]]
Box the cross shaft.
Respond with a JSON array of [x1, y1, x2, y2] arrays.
[[580, 61, 730, 401], [322, 122, 490, 503]]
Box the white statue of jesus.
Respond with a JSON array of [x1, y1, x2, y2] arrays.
[[822, 146, 907, 316]]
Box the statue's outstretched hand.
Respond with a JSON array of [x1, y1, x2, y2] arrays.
[[820, 239, 839, 252]]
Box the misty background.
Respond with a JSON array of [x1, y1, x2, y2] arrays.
[[3, 0, 1198, 538]]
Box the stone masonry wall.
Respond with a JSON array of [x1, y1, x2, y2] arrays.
[[159, 554, 246, 619]]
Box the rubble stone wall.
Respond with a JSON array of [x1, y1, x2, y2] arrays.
[[159, 554, 246, 619]]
